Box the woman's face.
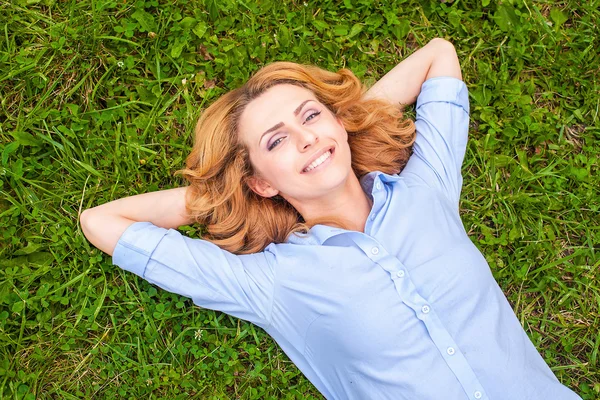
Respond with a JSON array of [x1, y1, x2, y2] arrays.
[[238, 84, 352, 205]]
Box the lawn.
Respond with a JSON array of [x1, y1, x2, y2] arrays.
[[1, 0, 599, 398]]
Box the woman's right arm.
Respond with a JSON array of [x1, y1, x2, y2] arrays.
[[80, 187, 193, 256], [81, 187, 275, 327]]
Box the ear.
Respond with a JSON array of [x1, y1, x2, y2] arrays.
[[247, 176, 279, 198]]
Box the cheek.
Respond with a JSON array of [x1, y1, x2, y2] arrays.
[[325, 117, 346, 137], [261, 154, 295, 184], [274, 153, 297, 174]]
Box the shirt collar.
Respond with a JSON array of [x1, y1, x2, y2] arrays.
[[285, 171, 401, 246]]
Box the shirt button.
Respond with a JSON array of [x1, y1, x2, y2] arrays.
[[421, 305, 430, 314], [446, 347, 455, 356], [474, 391, 482, 399], [371, 246, 379, 255], [396, 270, 405, 278], [375, 182, 382, 190]]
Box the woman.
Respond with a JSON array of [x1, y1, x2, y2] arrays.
[[80, 38, 581, 399]]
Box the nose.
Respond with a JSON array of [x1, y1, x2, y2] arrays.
[[297, 126, 319, 151]]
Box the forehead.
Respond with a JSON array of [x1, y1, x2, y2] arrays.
[[239, 84, 318, 145]]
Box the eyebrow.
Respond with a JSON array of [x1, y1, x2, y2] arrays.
[[258, 99, 314, 146]]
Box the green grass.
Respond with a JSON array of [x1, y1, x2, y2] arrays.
[[1, 0, 599, 398]]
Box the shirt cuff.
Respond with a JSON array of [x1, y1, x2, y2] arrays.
[[416, 77, 469, 114], [112, 222, 169, 278]]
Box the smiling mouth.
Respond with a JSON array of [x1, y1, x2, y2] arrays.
[[302, 147, 335, 173]]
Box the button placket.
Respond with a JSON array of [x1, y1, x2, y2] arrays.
[[350, 233, 486, 400], [345, 209, 489, 400], [382, 258, 488, 400]]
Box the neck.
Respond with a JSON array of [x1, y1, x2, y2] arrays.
[[287, 173, 373, 233]]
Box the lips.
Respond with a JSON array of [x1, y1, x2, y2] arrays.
[[301, 146, 335, 173]]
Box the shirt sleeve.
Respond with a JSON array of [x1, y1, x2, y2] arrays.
[[112, 222, 275, 327], [400, 77, 470, 208]]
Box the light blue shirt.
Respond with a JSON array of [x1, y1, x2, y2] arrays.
[[113, 77, 581, 400]]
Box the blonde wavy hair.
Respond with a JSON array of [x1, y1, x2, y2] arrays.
[[176, 62, 415, 255]]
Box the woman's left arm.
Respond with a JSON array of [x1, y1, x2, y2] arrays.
[[363, 38, 462, 107]]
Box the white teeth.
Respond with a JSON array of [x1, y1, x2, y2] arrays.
[[303, 150, 332, 173]]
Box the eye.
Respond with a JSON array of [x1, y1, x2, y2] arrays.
[[267, 110, 321, 151], [304, 111, 321, 124], [268, 137, 285, 151]]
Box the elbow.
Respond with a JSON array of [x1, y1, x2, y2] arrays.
[[80, 208, 94, 242], [426, 38, 462, 81], [80, 207, 105, 244], [79, 208, 133, 257], [430, 37, 456, 52], [79, 208, 114, 256]]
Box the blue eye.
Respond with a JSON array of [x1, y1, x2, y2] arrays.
[[268, 137, 284, 151], [304, 111, 321, 123], [267, 111, 322, 151]]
